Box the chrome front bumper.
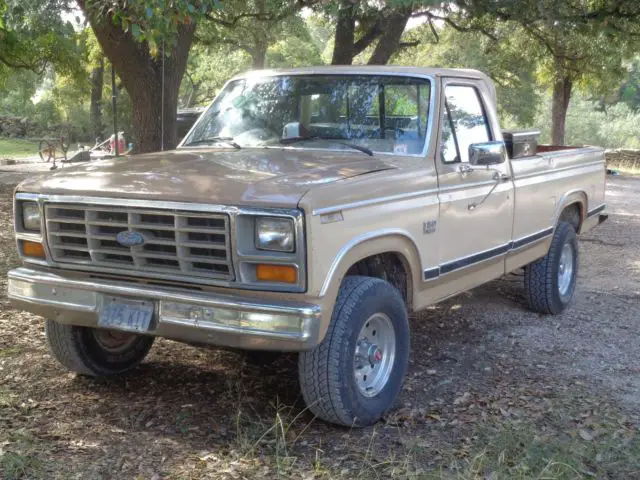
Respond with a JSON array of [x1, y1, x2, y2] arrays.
[[7, 267, 322, 351]]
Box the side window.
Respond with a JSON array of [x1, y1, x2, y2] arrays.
[[441, 85, 491, 163]]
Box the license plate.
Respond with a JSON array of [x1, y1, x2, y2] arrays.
[[98, 296, 154, 332]]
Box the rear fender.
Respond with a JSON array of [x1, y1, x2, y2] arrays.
[[553, 190, 587, 232]]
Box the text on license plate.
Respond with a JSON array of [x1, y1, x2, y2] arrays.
[[98, 296, 154, 332]]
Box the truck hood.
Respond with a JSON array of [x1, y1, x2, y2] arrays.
[[17, 148, 396, 208]]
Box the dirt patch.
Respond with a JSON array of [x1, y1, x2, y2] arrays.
[[1, 174, 639, 479]]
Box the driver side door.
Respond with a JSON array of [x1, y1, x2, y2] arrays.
[[434, 80, 514, 294]]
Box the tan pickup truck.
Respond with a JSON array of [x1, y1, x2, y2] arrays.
[[9, 66, 607, 427]]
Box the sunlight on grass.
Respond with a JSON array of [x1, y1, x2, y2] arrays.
[[0, 139, 38, 159], [608, 159, 640, 176], [170, 394, 640, 480], [438, 421, 640, 480]]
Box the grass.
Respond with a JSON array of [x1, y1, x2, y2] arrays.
[[8, 410, 636, 480], [0, 138, 38, 159], [174, 395, 640, 480], [0, 452, 44, 480], [608, 159, 640, 175], [0, 432, 45, 480], [441, 423, 640, 480]]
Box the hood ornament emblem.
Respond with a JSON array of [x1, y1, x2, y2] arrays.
[[116, 231, 145, 247]]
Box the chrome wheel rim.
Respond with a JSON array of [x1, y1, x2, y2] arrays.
[[558, 242, 575, 297], [93, 329, 138, 354], [353, 313, 396, 398]]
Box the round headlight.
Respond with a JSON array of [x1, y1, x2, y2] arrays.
[[255, 217, 294, 252], [22, 202, 41, 231]]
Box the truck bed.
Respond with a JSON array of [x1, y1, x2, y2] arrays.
[[509, 144, 606, 242]]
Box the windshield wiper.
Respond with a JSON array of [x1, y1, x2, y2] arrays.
[[279, 135, 319, 144], [335, 141, 374, 157], [184, 136, 241, 149], [280, 136, 373, 156]]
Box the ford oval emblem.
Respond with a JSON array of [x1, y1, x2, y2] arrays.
[[116, 230, 145, 247]]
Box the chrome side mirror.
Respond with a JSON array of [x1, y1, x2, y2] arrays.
[[468, 141, 507, 166]]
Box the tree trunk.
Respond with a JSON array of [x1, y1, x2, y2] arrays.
[[551, 74, 573, 146], [89, 58, 104, 141], [77, 1, 195, 153], [251, 44, 267, 69], [127, 62, 185, 153], [367, 11, 411, 65], [331, 0, 356, 65]]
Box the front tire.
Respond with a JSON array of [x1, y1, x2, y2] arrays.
[[45, 320, 154, 376], [298, 276, 410, 427], [524, 221, 579, 314]]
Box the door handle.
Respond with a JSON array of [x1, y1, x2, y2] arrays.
[[468, 171, 507, 211], [458, 164, 474, 175], [493, 172, 511, 182]]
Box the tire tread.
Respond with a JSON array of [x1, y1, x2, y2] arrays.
[[45, 320, 96, 376], [45, 320, 153, 376], [524, 221, 577, 314], [299, 276, 408, 426]]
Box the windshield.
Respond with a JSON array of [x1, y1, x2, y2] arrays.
[[182, 74, 431, 156]]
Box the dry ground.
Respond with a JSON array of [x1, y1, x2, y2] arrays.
[[1, 173, 639, 479]]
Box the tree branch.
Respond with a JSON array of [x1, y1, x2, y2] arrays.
[[521, 24, 556, 56], [205, 0, 321, 28], [417, 11, 499, 42], [427, 16, 439, 43], [398, 40, 420, 49], [0, 53, 44, 71], [352, 20, 383, 56]]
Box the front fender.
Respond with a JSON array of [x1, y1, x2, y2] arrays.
[[316, 229, 423, 341]]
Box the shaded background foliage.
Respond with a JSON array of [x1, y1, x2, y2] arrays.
[[2, 0, 640, 150]]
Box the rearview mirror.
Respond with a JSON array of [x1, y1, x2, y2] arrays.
[[282, 122, 302, 139], [468, 141, 506, 166]]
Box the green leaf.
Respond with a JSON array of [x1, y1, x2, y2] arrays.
[[145, 7, 153, 19], [131, 23, 142, 39]]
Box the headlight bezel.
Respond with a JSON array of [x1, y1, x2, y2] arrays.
[[21, 201, 42, 232], [234, 208, 306, 292], [255, 216, 295, 253], [14, 194, 49, 266]]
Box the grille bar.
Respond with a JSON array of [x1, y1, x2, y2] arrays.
[[46, 204, 233, 282]]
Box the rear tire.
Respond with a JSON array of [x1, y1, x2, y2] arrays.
[[298, 276, 410, 427], [45, 320, 154, 376], [524, 221, 578, 314]]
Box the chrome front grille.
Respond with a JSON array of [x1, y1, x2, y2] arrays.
[[45, 204, 233, 281]]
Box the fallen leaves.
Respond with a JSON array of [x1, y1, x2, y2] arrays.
[[453, 392, 472, 406], [0, 179, 639, 478]]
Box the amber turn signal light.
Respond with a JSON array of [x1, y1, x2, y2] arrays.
[[255, 264, 297, 284], [21, 240, 46, 259]]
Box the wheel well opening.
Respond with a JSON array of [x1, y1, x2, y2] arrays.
[[559, 203, 583, 232], [345, 253, 412, 310]]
